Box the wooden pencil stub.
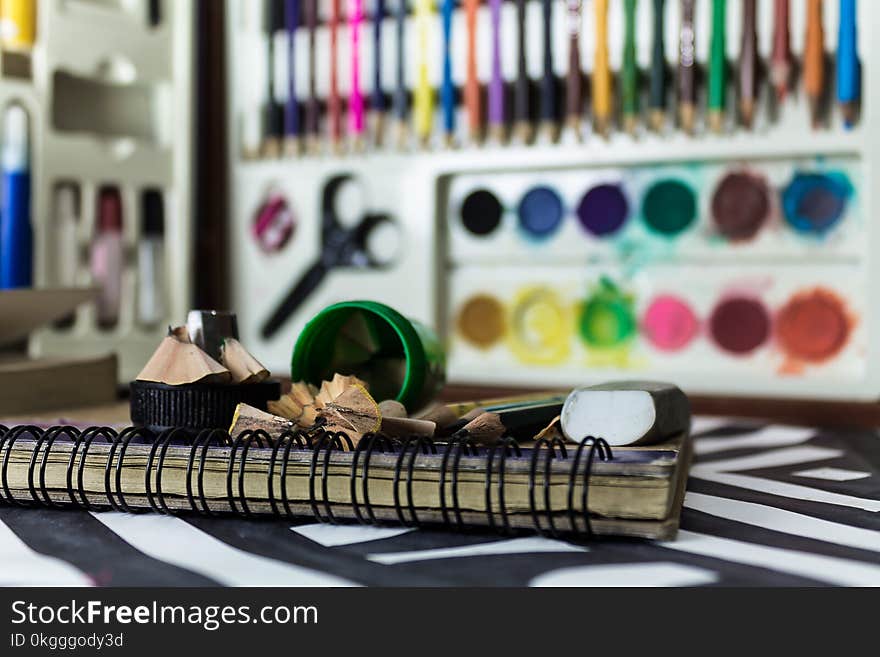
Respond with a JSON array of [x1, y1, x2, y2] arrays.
[[378, 399, 408, 419]]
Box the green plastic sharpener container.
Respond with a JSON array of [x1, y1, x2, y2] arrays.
[[290, 301, 446, 413]]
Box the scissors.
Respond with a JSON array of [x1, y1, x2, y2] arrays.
[[261, 174, 401, 339]]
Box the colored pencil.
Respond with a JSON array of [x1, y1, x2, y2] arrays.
[[372, 0, 387, 144], [540, 0, 559, 141], [648, 0, 667, 132], [350, 0, 366, 149], [441, 0, 457, 146], [770, 0, 792, 103], [621, 0, 639, 135], [837, 0, 860, 128], [488, 0, 506, 142], [464, 0, 482, 143], [263, 0, 285, 158], [393, 0, 409, 146], [284, 0, 301, 155], [738, 0, 759, 129], [804, 0, 825, 129], [452, 400, 566, 445], [677, 0, 697, 134], [566, 0, 584, 140], [707, 0, 727, 133], [593, 0, 612, 138], [413, 0, 434, 147], [304, 0, 320, 153], [329, 0, 343, 152], [513, 0, 532, 143]]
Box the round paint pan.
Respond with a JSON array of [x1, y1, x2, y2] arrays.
[[776, 288, 851, 363], [711, 171, 772, 241], [781, 172, 852, 235], [642, 179, 698, 237], [457, 294, 507, 349], [709, 296, 771, 355], [576, 183, 630, 238], [642, 295, 699, 352], [578, 280, 637, 349], [508, 287, 570, 365], [460, 188, 503, 237], [517, 186, 565, 240]]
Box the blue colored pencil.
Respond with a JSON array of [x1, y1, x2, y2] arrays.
[[837, 0, 859, 128]]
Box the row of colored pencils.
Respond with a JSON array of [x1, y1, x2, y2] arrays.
[[250, 0, 860, 158]]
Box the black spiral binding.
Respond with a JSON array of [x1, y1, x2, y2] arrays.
[[349, 433, 395, 525], [0, 423, 616, 538], [485, 437, 522, 534]]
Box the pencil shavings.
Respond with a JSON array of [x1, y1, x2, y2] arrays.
[[318, 384, 381, 443], [220, 337, 270, 384], [269, 375, 372, 432], [136, 327, 231, 386], [228, 403, 297, 438]]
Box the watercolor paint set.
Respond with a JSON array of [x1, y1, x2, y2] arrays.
[[447, 261, 866, 398], [0, 1, 195, 381], [446, 156, 861, 264], [227, 0, 880, 400]]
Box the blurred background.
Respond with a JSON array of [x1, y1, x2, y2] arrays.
[[0, 0, 874, 426]]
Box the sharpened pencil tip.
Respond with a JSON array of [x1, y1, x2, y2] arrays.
[[648, 110, 666, 133]]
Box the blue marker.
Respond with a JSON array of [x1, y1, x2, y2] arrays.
[[441, 0, 456, 145], [837, 0, 859, 128], [0, 104, 32, 289]]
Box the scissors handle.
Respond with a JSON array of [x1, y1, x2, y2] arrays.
[[261, 259, 330, 339]]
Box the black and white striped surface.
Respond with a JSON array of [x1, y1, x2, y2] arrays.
[[1, 418, 877, 587]]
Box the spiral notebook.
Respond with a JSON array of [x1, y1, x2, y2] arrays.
[[0, 424, 692, 540]]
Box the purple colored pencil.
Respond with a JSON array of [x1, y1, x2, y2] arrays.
[[488, 0, 505, 141]]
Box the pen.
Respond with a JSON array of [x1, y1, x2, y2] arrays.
[[372, 0, 387, 143], [540, 0, 558, 141], [622, 0, 639, 135], [413, 0, 434, 147], [566, 0, 584, 140], [52, 185, 79, 293], [678, 0, 696, 134], [393, 0, 409, 146], [770, 0, 792, 103], [441, 0, 456, 146], [304, 0, 320, 153], [738, 0, 758, 129], [648, 0, 667, 132], [837, 0, 859, 128], [0, 104, 31, 289], [513, 0, 532, 143], [488, 0, 506, 143], [804, 0, 825, 129], [284, 0, 301, 155], [707, 0, 726, 133], [350, 0, 366, 150], [464, 0, 482, 143], [138, 190, 166, 328], [263, 0, 285, 158], [91, 187, 123, 329], [593, 0, 612, 138]]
